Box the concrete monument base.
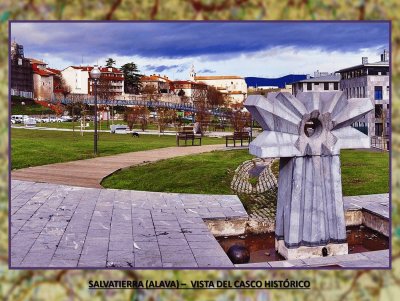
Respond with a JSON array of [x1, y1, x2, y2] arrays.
[[275, 238, 349, 260]]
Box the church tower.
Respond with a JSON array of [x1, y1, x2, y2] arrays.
[[189, 64, 196, 81]]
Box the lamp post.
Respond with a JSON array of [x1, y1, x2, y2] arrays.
[[90, 65, 101, 155]]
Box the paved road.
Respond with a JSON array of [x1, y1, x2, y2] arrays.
[[12, 144, 227, 188]]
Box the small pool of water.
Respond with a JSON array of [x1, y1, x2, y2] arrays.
[[216, 225, 389, 263]]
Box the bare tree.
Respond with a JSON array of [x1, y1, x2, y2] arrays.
[[192, 87, 210, 134], [65, 94, 86, 135], [60, 76, 72, 100], [141, 84, 160, 101], [206, 85, 226, 108], [229, 109, 251, 132], [97, 77, 116, 128], [156, 108, 176, 133], [124, 106, 150, 131]]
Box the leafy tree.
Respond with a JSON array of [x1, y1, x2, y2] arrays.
[[105, 58, 116, 67], [121, 62, 142, 94]]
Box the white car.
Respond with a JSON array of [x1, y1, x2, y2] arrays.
[[11, 115, 28, 124], [61, 116, 73, 122], [110, 124, 128, 134], [24, 117, 36, 127]]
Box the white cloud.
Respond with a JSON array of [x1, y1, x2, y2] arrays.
[[28, 46, 387, 80]]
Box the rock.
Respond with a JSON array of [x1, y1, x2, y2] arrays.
[[227, 245, 250, 264]]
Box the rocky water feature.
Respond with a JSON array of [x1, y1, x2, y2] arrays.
[[217, 225, 389, 264]]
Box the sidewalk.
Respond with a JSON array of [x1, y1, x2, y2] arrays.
[[10, 180, 247, 268], [12, 144, 226, 188]]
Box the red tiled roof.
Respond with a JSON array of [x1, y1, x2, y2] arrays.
[[32, 64, 56, 76], [70, 66, 123, 74], [28, 58, 47, 65], [141, 74, 171, 82], [47, 68, 61, 75]]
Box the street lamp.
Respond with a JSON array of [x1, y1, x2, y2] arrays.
[[90, 65, 101, 155]]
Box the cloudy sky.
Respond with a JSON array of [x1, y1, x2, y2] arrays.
[[11, 22, 389, 79]]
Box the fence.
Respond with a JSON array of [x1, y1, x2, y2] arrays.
[[10, 89, 33, 99], [371, 136, 390, 151]]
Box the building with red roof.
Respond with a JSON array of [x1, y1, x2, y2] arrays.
[[61, 66, 124, 96], [29, 58, 59, 100], [140, 74, 171, 94]]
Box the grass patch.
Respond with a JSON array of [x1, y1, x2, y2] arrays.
[[11, 102, 53, 115], [102, 150, 254, 194], [341, 149, 389, 196], [11, 128, 224, 169], [102, 149, 389, 196]]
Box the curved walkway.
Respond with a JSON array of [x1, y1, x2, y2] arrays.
[[12, 144, 227, 188]]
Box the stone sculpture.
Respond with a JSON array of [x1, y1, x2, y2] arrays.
[[244, 91, 373, 259]]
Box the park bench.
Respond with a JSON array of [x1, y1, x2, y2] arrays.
[[214, 124, 225, 131], [226, 131, 251, 147], [176, 126, 202, 146]]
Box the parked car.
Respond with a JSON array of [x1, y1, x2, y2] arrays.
[[110, 124, 129, 134], [61, 116, 73, 122], [11, 115, 28, 124], [41, 117, 51, 123], [24, 117, 36, 127]]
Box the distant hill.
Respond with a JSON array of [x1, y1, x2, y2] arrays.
[[245, 74, 307, 88]]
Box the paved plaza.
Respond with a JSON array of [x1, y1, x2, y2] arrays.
[[10, 180, 389, 269], [11, 180, 247, 268]]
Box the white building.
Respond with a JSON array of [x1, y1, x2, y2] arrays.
[[190, 66, 247, 105], [337, 50, 390, 139], [292, 71, 341, 96], [61, 66, 124, 96], [61, 66, 90, 95]]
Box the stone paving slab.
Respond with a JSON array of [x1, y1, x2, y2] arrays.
[[11, 180, 246, 268], [343, 194, 389, 219]]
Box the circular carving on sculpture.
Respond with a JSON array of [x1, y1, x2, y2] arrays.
[[227, 245, 250, 264], [304, 118, 322, 138]]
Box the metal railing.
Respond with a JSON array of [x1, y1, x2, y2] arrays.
[[371, 136, 390, 151]]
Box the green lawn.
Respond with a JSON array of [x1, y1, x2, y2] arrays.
[[11, 103, 53, 115], [20, 121, 237, 132], [102, 149, 389, 196], [340, 149, 389, 196], [11, 128, 224, 170], [102, 149, 254, 194]]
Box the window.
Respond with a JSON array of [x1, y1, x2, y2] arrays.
[[307, 83, 312, 91], [375, 123, 383, 136], [375, 86, 383, 100], [324, 83, 329, 90], [334, 82, 339, 90], [375, 104, 383, 118]]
